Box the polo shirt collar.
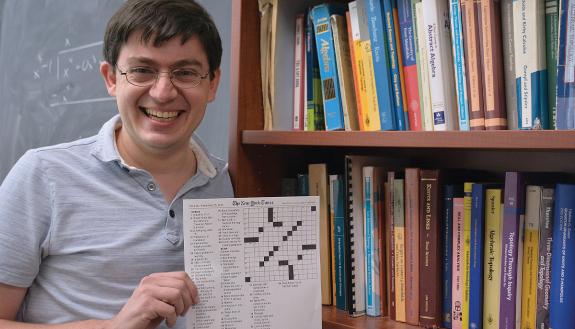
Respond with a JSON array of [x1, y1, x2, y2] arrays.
[[91, 114, 218, 178]]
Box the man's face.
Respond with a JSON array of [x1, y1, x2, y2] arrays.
[[100, 31, 220, 155]]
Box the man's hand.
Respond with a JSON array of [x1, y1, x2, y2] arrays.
[[108, 272, 198, 329]]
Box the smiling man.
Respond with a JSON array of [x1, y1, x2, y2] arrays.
[[0, 1, 233, 328]]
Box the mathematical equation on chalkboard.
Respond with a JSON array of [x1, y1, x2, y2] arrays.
[[32, 39, 114, 108]]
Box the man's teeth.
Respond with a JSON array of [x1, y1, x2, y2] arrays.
[[144, 109, 179, 120]]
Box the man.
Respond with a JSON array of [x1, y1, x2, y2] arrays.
[[0, 0, 233, 328]]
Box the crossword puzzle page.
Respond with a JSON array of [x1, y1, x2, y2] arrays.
[[183, 197, 322, 329]]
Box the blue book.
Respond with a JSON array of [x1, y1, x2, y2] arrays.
[[549, 184, 575, 329], [364, 0, 397, 130], [310, 3, 347, 131], [555, 0, 575, 129], [442, 184, 462, 328], [449, 0, 469, 131], [382, 0, 408, 130], [332, 175, 348, 311], [469, 183, 487, 329], [305, 10, 325, 131]]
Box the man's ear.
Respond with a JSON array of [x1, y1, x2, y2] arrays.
[[100, 61, 117, 96], [207, 68, 221, 103]]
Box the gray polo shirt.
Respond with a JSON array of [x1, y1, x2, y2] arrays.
[[0, 115, 234, 327]]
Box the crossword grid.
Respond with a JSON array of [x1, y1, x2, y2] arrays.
[[243, 205, 318, 282]]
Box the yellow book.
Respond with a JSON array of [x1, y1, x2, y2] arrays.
[[393, 178, 406, 322], [348, 0, 381, 131], [308, 163, 332, 305], [462, 182, 473, 329], [521, 186, 542, 329], [483, 189, 503, 329]]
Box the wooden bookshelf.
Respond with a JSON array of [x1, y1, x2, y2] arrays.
[[228, 1, 575, 328]]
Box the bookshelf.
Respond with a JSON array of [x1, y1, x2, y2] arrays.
[[228, 1, 575, 328]]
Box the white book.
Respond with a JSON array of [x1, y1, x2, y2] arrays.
[[292, 13, 305, 130], [414, 0, 434, 131], [422, 0, 459, 131], [513, 0, 548, 129]]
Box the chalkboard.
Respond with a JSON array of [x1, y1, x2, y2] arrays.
[[0, 0, 232, 182]]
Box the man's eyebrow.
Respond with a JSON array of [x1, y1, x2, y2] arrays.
[[170, 59, 204, 69], [124, 57, 205, 70]]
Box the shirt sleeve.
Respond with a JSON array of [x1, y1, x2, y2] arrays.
[[0, 150, 53, 287]]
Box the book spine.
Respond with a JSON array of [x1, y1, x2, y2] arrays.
[[311, 4, 346, 131], [499, 172, 526, 329], [449, 0, 470, 131], [329, 174, 338, 305], [376, 175, 387, 316], [549, 184, 575, 329], [394, 178, 407, 322], [346, 6, 366, 131], [293, 14, 305, 130], [536, 188, 554, 329], [413, 0, 434, 131], [419, 169, 442, 328], [404, 168, 420, 325], [305, 11, 316, 131], [452, 197, 465, 329], [469, 183, 486, 329], [483, 188, 503, 329], [515, 211, 525, 329], [460, 0, 486, 130], [422, 0, 458, 131], [478, 0, 508, 130], [383, 0, 409, 131], [462, 182, 473, 329], [555, 0, 575, 130], [521, 185, 542, 329], [514, 0, 549, 130], [443, 184, 459, 329], [397, 0, 422, 131], [386, 174, 397, 320], [363, 167, 381, 316], [501, 0, 518, 130], [546, 0, 559, 129], [345, 156, 366, 316], [332, 175, 348, 311], [331, 14, 360, 131], [365, 0, 397, 130]]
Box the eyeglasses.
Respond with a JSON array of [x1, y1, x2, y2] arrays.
[[117, 66, 209, 89]]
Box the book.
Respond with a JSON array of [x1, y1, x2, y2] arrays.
[[397, 0, 422, 131], [331, 14, 360, 131], [514, 0, 549, 130], [412, 0, 434, 131], [469, 183, 487, 329], [536, 187, 554, 329], [449, 0, 470, 131], [521, 185, 543, 329], [462, 182, 473, 329], [352, 0, 383, 131], [549, 184, 575, 329], [546, 0, 559, 129], [346, 6, 365, 131], [476, 0, 507, 130], [305, 9, 326, 131], [293, 13, 305, 130], [483, 188, 504, 329], [308, 163, 332, 305], [393, 175, 407, 322], [478, 0, 508, 130], [329, 174, 337, 305], [364, 0, 396, 130], [419, 169, 443, 328], [383, 0, 409, 131], [460, 0, 486, 130], [363, 166, 385, 316], [501, 0, 518, 130], [310, 3, 347, 131], [499, 172, 526, 329], [422, 0, 459, 131], [555, 0, 575, 130], [452, 197, 465, 329], [258, 0, 277, 130], [386, 177, 396, 320], [404, 167, 420, 325], [330, 174, 348, 311], [443, 184, 463, 328]]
